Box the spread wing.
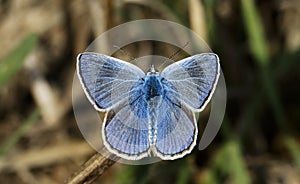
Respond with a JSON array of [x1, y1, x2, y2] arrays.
[[154, 53, 219, 159], [78, 52, 151, 160], [161, 53, 220, 112], [102, 85, 150, 160], [154, 98, 197, 160], [77, 52, 145, 111]]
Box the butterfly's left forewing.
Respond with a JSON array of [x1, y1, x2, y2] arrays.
[[161, 53, 219, 112]]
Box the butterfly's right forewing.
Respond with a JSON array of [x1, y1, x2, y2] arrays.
[[77, 52, 145, 111]]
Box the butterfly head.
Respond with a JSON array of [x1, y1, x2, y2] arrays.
[[147, 65, 159, 75]]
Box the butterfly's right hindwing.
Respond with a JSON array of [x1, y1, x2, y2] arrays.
[[103, 96, 150, 160]]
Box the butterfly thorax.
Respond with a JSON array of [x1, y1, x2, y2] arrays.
[[143, 74, 164, 102]]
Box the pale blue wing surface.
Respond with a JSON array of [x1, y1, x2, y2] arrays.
[[103, 90, 150, 159], [77, 52, 145, 110], [155, 98, 197, 159], [161, 53, 219, 111]]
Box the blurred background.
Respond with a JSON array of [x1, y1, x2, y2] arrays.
[[0, 0, 300, 183]]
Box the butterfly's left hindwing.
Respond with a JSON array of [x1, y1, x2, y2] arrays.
[[154, 98, 197, 160]]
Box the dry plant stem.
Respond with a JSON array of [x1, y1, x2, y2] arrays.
[[65, 147, 119, 184], [86, 0, 110, 53], [16, 167, 39, 184], [25, 51, 69, 126], [0, 141, 93, 172], [123, 0, 180, 22], [188, 0, 208, 42]]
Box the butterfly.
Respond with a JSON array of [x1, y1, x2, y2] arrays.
[[77, 52, 220, 160]]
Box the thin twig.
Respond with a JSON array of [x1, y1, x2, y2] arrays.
[[0, 141, 94, 172], [65, 147, 119, 184]]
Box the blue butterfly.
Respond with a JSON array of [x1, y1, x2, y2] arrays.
[[77, 52, 220, 160]]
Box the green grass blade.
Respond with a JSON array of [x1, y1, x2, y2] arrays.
[[284, 136, 300, 173], [176, 159, 190, 184], [241, 0, 269, 66], [0, 34, 38, 89], [241, 0, 285, 129], [0, 108, 40, 156], [241, 0, 300, 175], [227, 140, 251, 184], [203, 0, 217, 44], [210, 139, 251, 184], [201, 169, 218, 184]]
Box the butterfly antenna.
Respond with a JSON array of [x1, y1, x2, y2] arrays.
[[113, 45, 138, 63], [157, 42, 189, 71]]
